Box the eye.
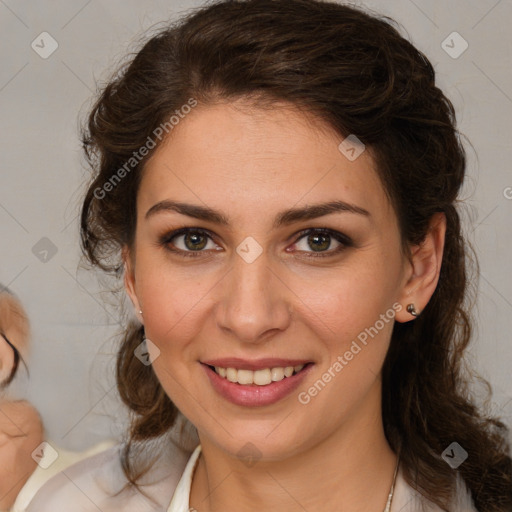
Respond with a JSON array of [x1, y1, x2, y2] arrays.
[[160, 227, 353, 259], [160, 228, 220, 257], [290, 228, 353, 258]]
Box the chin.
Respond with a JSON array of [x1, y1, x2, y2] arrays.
[[199, 415, 319, 463]]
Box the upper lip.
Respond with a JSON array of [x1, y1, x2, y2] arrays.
[[201, 358, 312, 371]]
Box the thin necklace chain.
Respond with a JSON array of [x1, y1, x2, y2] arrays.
[[189, 448, 401, 512], [383, 454, 400, 512]]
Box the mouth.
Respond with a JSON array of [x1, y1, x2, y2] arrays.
[[200, 360, 314, 407], [205, 363, 310, 386]]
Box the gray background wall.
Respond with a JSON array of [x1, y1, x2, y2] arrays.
[[1, 0, 511, 451]]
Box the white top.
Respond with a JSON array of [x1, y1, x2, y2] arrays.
[[167, 444, 202, 512], [26, 441, 478, 512], [166, 445, 477, 512], [10, 439, 115, 512]]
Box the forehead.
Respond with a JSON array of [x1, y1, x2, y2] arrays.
[[139, 101, 393, 224]]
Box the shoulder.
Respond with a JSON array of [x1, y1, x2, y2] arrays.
[[26, 440, 192, 512], [12, 440, 115, 511], [391, 467, 478, 512]]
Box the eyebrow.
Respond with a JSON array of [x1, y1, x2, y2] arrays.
[[145, 199, 370, 228]]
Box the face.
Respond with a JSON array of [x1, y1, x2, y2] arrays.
[[125, 100, 416, 460]]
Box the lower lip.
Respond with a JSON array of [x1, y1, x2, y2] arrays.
[[202, 363, 313, 407]]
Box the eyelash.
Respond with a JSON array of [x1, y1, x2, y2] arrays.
[[159, 227, 354, 259]]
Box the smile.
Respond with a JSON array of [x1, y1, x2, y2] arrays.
[[210, 364, 305, 386], [201, 361, 314, 407]]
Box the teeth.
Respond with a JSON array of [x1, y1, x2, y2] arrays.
[[270, 367, 284, 381], [226, 368, 238, 383], [253, 369, 271, 385], [237, 369, 254, 385], [213, 364, 305, 386]]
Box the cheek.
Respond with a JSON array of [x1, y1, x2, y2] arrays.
[[293, 257, 400, 340], [290, 254, 401, 393], [135, 259, 207, 354]]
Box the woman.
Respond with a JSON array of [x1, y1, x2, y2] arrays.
[[27, 0, 512, 510]]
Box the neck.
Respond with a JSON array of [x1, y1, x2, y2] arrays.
[[190, 384, 397, 512]]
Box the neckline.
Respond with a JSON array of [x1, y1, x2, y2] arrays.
[[167, 444, 202, 512], [168, 445, 400, 512]]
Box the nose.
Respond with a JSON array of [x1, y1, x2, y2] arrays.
[[215, 248, 292, 344]]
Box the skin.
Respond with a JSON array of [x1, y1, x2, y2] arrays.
[[125, 99, 446, 512], [0, 400, 43, 510]]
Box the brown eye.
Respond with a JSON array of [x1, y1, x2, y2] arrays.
[[306, 232, 331, 252], [291, 228, 353, 258], [160, 228, 220, 258], [182, 231, 209, 251]]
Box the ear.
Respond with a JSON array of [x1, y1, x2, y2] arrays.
[[395, 212, 446, 323], [123, 247, 144, 325]]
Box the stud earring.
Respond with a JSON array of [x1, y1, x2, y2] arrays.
[[139, 309, 143, 315], [406, 303, 419, 317]]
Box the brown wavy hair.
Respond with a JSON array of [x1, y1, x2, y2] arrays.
[[79, 0, 512, 509]]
